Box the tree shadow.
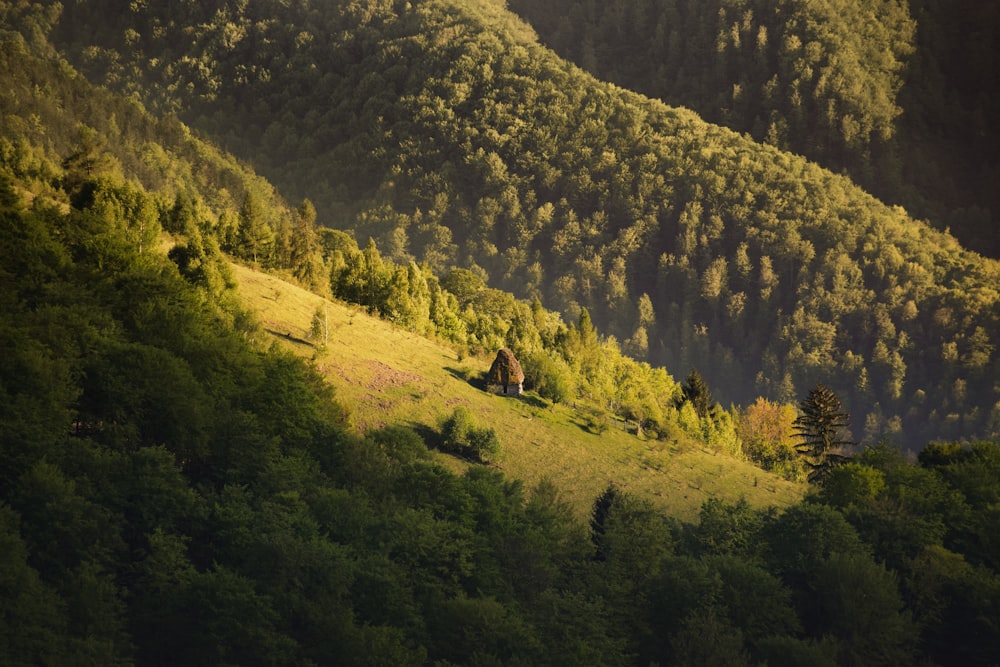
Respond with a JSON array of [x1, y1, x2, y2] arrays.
[[405, 421, 443, 450], [265, 327, 313, 347], [445, 366, 487, 391], [518, 393, 549, 409]]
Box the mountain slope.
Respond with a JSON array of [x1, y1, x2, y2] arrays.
[[230, 261, 805, 520], [2, 7, 999, 665], [41, 0, 1000, 449], [0, 2, 802, 520], [508, 0, 1000, 258]]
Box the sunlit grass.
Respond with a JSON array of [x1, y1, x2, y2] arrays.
[[233, 263, 806, 521]]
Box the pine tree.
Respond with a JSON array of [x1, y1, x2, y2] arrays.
[[590, 482, 619, 561], [793, 384, 854, 482], [681, 368, 714, 418], [291, 199, 325, 291], [309, 305, 328, 351]]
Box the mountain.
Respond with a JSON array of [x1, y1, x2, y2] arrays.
[[2, 4, 1000, 665], [37, 0, 1000, 450], [2, 1, 797, 503]]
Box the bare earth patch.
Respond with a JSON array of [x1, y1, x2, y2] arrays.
[[362, 360, 422, 391]]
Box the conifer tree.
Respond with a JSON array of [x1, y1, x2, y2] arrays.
[[236, 190, 274, 265], [291, 198, 325, 291], [793, 384, 854, 482], [681, 368, 714, 419], [590, 482, 619, 561], [310, 305, 328, 351]]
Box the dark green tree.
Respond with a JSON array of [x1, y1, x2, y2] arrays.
[[61, 126, 115, 204], [669, 607, 750, 667], [439, 407, 502, 463], [681, 369, 715, 419], [291, 198, 326, 291], [590, 482, 619, 561], [793, 385, 854, 482]]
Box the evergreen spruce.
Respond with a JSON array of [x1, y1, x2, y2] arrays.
[[681, 368, 714, 419], [793, 384, 854, 482], [590, 482, 619, 561]]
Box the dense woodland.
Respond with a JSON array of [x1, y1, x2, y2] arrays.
[[2, 1, 1000, 664], [36, 0, 1000, 450], [509, 0, 1000, 259]]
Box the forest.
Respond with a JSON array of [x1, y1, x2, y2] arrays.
[[37, 0, 1000, 450], [509, 0, 1000, 259], [1, 0, 999, 664]]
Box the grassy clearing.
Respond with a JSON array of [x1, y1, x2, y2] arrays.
[[232, 263, 806, 522]]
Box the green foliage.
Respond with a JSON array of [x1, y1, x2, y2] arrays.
[[691, 498, 768, 559], [31, 0, 1000, 453], [327, 232, 689, 436], [680, 368, 715, 419], [669, 606, 750, 667], [737, 397, 802, 479], [440, 406, 503, 464], [762, 502, 869, 585], [819, 463, 887, 510], [522, 348, 575, 404], [813, 551, 917, 665], [1, 160, 997, 662], [309, 304, 329, 350], [1, 6, 999, 664], [0, 503, 66, 663], [511, 0, 1000, 257]]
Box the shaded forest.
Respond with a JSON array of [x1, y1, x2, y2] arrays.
[[509, 0, 1000, 258], [2, 111, 999, 667], [1, 3, 999, 665]]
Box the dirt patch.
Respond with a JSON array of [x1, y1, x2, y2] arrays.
[[363, 360, 422, 391]]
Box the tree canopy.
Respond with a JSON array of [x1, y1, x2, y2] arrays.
[[793, 384, 854, 481]]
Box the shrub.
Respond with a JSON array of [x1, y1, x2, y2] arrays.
[[440, 407, 502, 463]]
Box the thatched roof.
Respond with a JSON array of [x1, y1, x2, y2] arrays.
[[486, 348, 524, 386]]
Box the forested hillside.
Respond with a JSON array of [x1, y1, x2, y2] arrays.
[[509, 0, 1000, 258], [36, 0, 1000, 449], [2, 4, 1000, 665]]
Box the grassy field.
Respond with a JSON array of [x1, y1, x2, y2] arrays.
[[233, 263, 807, 522]]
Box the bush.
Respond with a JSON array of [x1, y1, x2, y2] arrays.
[[523, 350, 575, 404], [440, 407, 502, 463], [583, 408, 611, 435]]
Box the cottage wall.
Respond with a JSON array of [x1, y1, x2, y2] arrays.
[[487, 382, 523, 396]]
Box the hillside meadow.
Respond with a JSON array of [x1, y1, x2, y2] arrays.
[[231, 263, 805, 521], [43, 0, 1000, 450]]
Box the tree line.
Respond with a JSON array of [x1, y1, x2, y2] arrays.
[[1, 166, 998, 665]]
